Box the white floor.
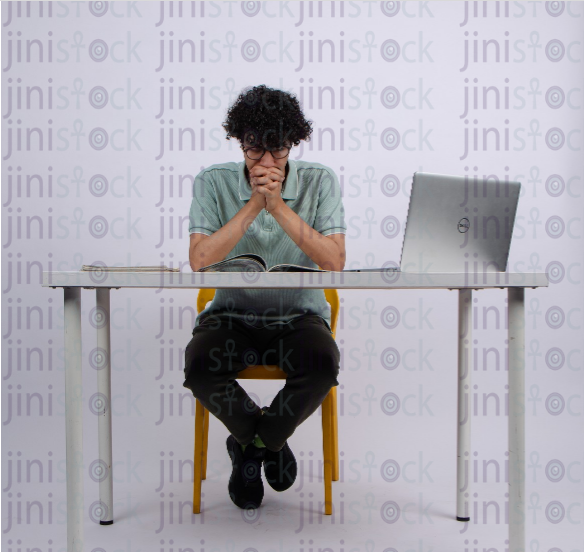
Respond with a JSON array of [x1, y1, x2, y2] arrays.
[[4, 406, 582, 552]]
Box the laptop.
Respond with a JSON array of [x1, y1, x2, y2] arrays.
[[346, 171, 521, 273]]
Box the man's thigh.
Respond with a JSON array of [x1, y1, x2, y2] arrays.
[[259, 315, 340, 379], [184, 316, 261, 382]]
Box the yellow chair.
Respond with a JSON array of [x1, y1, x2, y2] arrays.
[[192, 288, 340, 515]]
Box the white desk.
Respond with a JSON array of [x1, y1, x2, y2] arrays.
[[42, 270, 549, 552]]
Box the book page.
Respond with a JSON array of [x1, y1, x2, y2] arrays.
[[268, 264, 327, 273], [198, 253, 267, 272]]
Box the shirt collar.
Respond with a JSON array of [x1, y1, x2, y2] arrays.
[[238, 159, 298, 201]]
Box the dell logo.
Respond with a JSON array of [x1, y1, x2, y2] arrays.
[[458, 218, 470, 233]]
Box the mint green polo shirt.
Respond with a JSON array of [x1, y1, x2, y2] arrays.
[[189, 158, 347, 331]]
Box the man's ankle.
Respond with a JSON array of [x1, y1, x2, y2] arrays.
[[240, 407, 268, 453], [241, 433, 266, 452]]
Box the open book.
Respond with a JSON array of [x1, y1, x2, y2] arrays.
[[197, 254, 327, 273]]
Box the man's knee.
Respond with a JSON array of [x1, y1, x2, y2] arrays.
[[183, 340, 225, 392], [310, 346, 340, 387]]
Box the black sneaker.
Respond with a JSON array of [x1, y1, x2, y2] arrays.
[[260, 406, 298, 492], [226, 434, 265, 509]]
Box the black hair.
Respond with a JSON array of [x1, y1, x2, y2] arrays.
[[222, 84, 313, 150]]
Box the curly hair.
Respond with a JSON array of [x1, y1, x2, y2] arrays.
[[222, 84, 313, 150]]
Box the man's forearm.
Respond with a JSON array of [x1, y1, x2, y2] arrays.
[[191, 201, 263, 271], [271, 202, 345, 271]]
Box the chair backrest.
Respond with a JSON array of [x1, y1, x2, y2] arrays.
[[196, 287, 339, 339]]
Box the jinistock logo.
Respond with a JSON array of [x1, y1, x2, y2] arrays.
[[2, 28, 141, 71], [458, 217, 470, 233], [3, 1, 141, 26], [3, 118, 143, 160], [154, 0, 436, 27], [460, 0, 582, 27], [3, 76, 142, 120], [459, 27, 582, 73]]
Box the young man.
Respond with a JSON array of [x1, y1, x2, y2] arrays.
[[183, 85, 347, 510]]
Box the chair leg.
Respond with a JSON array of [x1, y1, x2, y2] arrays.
[[193, 399, 205, 514], [202, 407, 209, 480], [321, 391, 333, 515], [331, 386, 339, 482]]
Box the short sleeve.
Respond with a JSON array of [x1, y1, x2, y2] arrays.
[[314, 168, 347, 236], [189, 170, 221, 235]]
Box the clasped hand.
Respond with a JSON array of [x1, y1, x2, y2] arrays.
[[249, 166, 285, 214]]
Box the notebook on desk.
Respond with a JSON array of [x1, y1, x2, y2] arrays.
[[345, 171, 521, 273]]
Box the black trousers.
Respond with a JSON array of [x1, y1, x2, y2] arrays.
[[183, 313, 340, 452]]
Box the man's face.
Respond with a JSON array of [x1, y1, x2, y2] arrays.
[[242, 138, 290, 177]]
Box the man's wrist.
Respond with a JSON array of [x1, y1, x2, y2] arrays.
[[246, 199, 264, 217], [269, 198, 287, 217]]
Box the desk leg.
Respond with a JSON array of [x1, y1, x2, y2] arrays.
[[96, 288, 114, 524], [508, 288, 525, 552], [64, 287, 84, 552], [456, 289, 472, 521]]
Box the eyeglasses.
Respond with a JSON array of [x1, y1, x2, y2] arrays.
[[242, 145, 291, 160]]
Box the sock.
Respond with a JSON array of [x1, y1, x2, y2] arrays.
[[241, 433, 266, 452], [240, 409, 267, 452]]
